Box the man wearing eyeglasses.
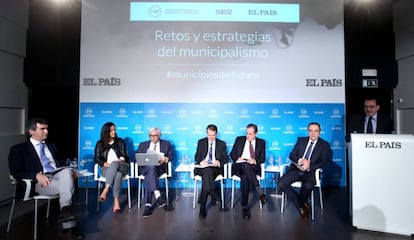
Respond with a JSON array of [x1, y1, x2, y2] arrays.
[[346, 97, 394, 148], [136, 127, 173, 218]]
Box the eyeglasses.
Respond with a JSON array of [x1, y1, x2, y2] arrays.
[[149, 135, 159, 137]]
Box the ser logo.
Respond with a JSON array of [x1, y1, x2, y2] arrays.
[[306, 78, 342, 87], [82, 77, 121, 86]]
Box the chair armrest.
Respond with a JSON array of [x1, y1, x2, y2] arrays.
[[223, 163, 228, 179], [189, 164, 196, 179], [93, 163, 100, 181], [260, 163, 265, 179], [280, 164, 290, 177], [129, 162, 135, 178], [21, 179, 33, 201], [134, 161, 139, 177], [227, 162, 233, 177], [167, 161, 172, 178], [315, 168, 323, 185]]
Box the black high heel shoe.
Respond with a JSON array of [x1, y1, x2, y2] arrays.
[[113, 207, 121, 214]]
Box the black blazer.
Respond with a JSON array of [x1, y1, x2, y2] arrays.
[[8, 141, 63, 198], [194, 137, 229, 174], [230, 136, 266, 165], [94, 138, 129, 166], [346, 113, 394, 142], [288, 137, 332, 173]]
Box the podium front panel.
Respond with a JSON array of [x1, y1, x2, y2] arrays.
[[350, 133, 414, 236]]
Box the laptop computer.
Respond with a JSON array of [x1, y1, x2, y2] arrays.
[[135, 153, 161, 166]]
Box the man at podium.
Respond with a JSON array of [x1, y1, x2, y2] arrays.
[[346, 97, 394, 148]]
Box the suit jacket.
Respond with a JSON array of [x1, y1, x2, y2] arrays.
[[288, 137, 332, 173], [136, 139, 174, 173], [194, 137, 229, 175], [8, 141, 64, 198], [346, 113, 394, 142], [230, 136, 266, 174]]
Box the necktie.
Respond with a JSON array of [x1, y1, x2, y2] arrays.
[[304, 141, 314, 160], [39, 143, 55, 173], [153, 143, 157, 152], [249, 141, 255, 159], [208, 142, 213, 164], [367, 116, 373, 134]]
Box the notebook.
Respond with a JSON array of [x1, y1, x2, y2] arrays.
[[135, 153, 161, 166]]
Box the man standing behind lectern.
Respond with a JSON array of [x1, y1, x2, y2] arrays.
[[346, 97, 394, 148], [194, 124, 229, 218]]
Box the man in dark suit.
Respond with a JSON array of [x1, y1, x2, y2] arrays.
[[136, 127, 174, 218], [230, 123, 266, 219], [194, 124, 229, 218], [8, 118, 83, 239], [278, 122, 332, 220], [346, 97, 394, 146]]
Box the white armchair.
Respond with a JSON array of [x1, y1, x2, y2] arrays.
[[7, 175, 59, 240]]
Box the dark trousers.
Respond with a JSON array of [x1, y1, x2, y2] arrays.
[[233, 162, 259, 207], [195, 167, 220, 207], [278, 168, 316, 208], [140, 165, 165, 204]]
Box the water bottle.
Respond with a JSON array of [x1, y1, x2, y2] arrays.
[[269, 154, 274, 166], [277, 155, 282, 169]]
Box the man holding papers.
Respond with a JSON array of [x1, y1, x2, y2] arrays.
[[194, 124, 229, 218], [8, 118, 83, 239], [278, 122, 332, 220]]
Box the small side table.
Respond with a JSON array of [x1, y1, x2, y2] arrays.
[[175, 163, 194, 195], [77, 170, 94, 207], [264, 165, 284, 196]]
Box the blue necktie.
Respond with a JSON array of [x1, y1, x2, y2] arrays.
[[304, 141, 314, 160], [39, 143, 55, 173], [208, 142, 213, 164]]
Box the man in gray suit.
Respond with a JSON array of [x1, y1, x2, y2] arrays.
[[8, 118, 83, 239]]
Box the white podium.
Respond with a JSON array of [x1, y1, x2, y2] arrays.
[[349, 133, 414, 236]]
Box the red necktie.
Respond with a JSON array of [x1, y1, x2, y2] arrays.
[[249, 141, 255, 158]]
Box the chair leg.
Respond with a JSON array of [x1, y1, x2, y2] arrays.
[[7, 199, 16, 232], [280, 192, 285, 213], [137, 179, 142, 208], [97, 182, 101, 212], [259, 178, 263, 209], [311, 190, 315, 221], [231, 179, 235, 208], [319, 186, 324, 210], [192, 179, 197, 209], [127, 179, 131, 209], [220, 179, 224, 209], [165, 178, 169, 206], [46, 199, 51, 218], [34, 199, 38, 240]]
